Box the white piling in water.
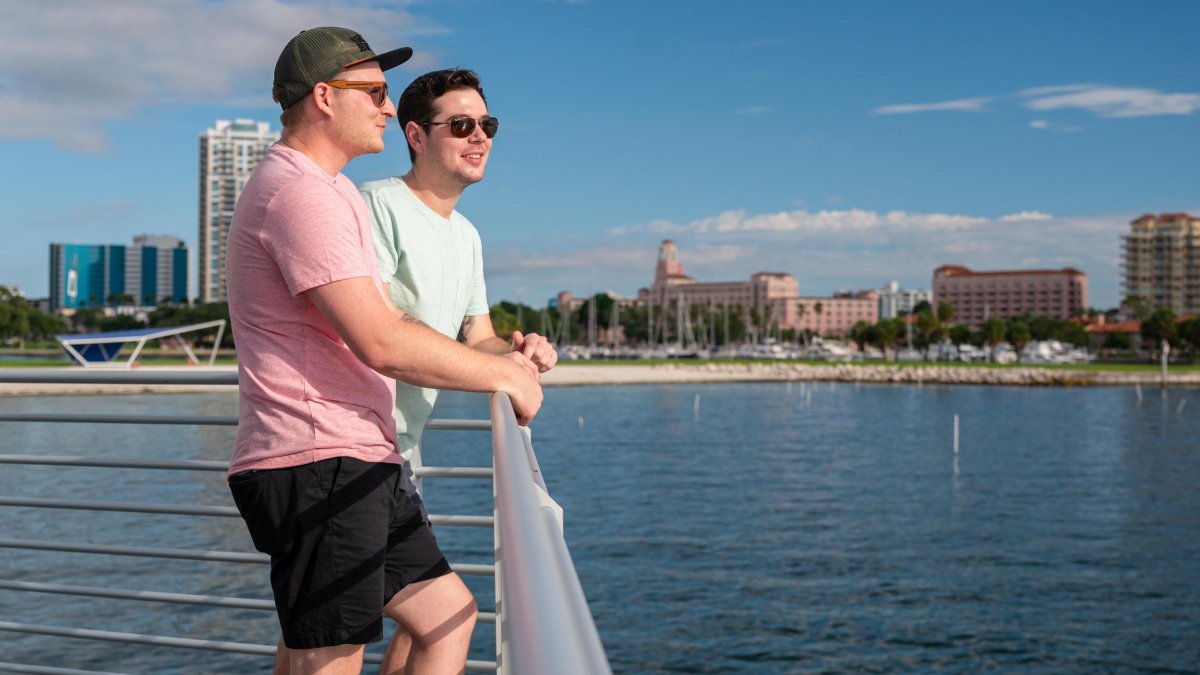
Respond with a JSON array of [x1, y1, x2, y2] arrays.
[[693, 394, 701, 418], [578, 416, 584, 430], [953, 414, 960, 455], [1135, 383, 1143, 405], [1178, 399, 1188, 415]]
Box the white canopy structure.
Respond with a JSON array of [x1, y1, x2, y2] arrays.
[[57, 320, 227, 368]]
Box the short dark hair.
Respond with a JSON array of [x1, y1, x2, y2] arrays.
[[397, 68, 487, 163]]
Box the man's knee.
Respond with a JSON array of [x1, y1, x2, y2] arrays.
[[288, 643, 365, 674], [385, 573, 478, 644]]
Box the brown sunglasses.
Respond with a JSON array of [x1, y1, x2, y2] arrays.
[[325, 80, 390, 107], [421, 115, 500, 139]]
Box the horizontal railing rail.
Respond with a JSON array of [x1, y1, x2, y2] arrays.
[[0, 369, 606, 673]]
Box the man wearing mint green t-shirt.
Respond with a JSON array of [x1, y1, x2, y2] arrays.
[[361, 68, 558, 459]]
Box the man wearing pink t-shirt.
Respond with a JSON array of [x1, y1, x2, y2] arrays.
[[225, 27, 542, 675]]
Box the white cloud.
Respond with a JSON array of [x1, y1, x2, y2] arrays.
[[872, 97, 992, 115], [876, 83, 1200, 122], [738, 106, 773, 115], [1029, 119, 1083, 133], [0, 0, 445, 152], [1021, 83, 1200, 117], [999, 211, 1053, 222], [610, 208, 987, 235], [539, 207, 1131, 307]]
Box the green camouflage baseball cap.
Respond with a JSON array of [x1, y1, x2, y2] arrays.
[[273, 27, 413, 109]]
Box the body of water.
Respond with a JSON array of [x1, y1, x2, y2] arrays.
[[1, 383, 1198, 673]]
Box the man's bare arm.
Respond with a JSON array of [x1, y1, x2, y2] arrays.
[[460, 312, 558, 372], [459, 313, 513, 355], [306, 277, 542, 423]]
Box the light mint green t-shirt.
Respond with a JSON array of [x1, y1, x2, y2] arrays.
[[359, 177, 489, 457]]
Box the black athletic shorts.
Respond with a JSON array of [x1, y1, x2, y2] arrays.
[[228, 456, 452, 649]]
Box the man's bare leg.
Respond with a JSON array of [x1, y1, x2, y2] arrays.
[[274, 636, 290, 675], [380, 573, 476, 674], [277, 643, 364, 675], [381, 627, 414, 674]]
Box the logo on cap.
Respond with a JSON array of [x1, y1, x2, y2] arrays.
[[350, 34, 370, 52]]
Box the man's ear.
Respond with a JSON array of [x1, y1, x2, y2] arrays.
[[310, 83, 336, 117], [404, 121, 425, 157]]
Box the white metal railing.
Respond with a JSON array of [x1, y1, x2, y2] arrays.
[[490, 393, 611, 674], [0, 368, 610, 674]]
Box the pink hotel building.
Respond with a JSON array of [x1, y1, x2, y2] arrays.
[[932, 265, 1088, 328], [637, 240, 878, 336]]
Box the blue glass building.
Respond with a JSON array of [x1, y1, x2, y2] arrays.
[[49, 236, 189, 310]]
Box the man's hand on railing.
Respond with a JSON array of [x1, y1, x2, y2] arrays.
[[511, 331, 558, 373], [500, 352, 543, 425]]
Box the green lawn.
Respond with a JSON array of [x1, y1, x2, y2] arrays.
[[555, 358, 1200, 372]]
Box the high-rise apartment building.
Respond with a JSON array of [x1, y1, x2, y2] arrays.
[[1121, 212, 1200, 315], [49, 236, 188, 311], [198, 119, 278, 303], [932, 265, 1087, 328], [877, 280, 933, 319]]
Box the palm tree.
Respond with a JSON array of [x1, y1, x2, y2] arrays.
[[981, 317, 1006, 361]]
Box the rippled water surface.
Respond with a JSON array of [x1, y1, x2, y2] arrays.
[[2, 383, 1199, 673]]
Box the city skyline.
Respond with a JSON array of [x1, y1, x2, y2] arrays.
[[2, 1, 1198, 309]]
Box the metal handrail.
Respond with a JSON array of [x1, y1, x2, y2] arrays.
[[490, 393, 612, 675], [0, 369, 607, 672]]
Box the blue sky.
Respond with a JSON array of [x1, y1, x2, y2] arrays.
[[2, 0, 1198, 310]]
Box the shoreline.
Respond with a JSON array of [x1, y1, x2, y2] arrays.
[[1, 363, 1198, 396]]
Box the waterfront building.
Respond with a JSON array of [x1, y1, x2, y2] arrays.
[[795, 291, 879, 337], [877, 280, 933, 319], [198, 119, 278, 303], [1121, 212, 1200, 315], [633, 240, 877, 337], [932, 264, 1087, 328], [48, 236, 188, 311], [637, 240, 803, 328]]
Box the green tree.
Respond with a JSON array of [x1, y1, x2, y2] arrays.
[[916, 309, 946, 352], [1122, 295, 1155, 321], [1140, 308, 1178, 356], [99, 314, 146, 332], [69, 307, 106, 333], [1102, 332, 1133, 351], [936, 301, 955, 324], [1055, 321, 1090, 348], [146, 302, 234, 348], [849, 320, 872, 351], [1178, 317, 1200, 361], [948, 324, 972, 347], [981, 317, 1007, 361], [1006, 318, 1032, 360], [0, 288, 32, 348], [488, 304, 520, 341], [874, 318, 901, 358]]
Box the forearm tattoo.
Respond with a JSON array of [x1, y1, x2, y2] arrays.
[[457, 315, 476, 344], [400, 313, 430, 329]]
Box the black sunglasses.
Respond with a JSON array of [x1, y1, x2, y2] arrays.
[[421, 115, 499, 139]]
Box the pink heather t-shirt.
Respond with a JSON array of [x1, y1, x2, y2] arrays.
[[225, 143, 399, 476]]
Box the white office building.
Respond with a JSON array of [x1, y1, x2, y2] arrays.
[[198, 119, 278, 303], [877, 281, 933, 319]]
